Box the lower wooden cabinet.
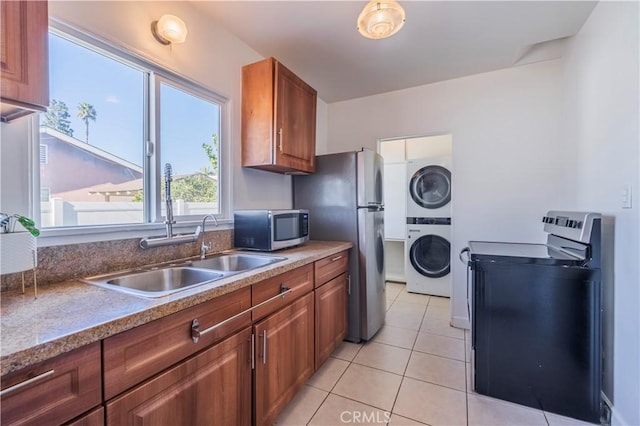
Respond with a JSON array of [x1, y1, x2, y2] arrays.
[[2, 255, 351, 425], [315, 273, 349, 369], [254, 292, 315, 426], [0, 342, 102, 426], [106, 327, 252, 426]]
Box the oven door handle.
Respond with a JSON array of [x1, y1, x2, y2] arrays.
[[459, 247, 470, 265]]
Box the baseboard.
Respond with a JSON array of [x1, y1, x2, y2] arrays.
[[451, 315, 470, 330], [385, 274, 406, 283], [609, 403, 628, 426]]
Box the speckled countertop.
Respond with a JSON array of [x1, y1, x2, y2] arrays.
[[0, 240, 352, 377]]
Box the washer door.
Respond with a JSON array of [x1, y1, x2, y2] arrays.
[[409, 234, 451, 278], [409, 165, 451, 209]]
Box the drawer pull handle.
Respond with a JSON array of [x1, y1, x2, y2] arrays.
[[331, 255, 343, 262], [191, 286, 294, 343], [278, 128, 283, 152], [262, 330, 268, 364], [250, 333, 255, 370], [0, 369, 55, 397]]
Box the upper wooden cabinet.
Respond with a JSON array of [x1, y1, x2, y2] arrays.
[[242, 57, 317, 174], [0, 0, 49, 122]]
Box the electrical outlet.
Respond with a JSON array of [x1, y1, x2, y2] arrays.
[[622, 184, 632, 209]]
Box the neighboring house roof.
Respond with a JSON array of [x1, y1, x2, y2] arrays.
[[40, 126, 143, 173], [54, 174, 217, 202], [87, 178, 144, 196]]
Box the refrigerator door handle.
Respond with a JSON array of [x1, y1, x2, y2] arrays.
[[459, 247, 470, 265], [359, 203, 384, 212]]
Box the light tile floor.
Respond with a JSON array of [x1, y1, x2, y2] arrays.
[[275, 282, 596, 426]]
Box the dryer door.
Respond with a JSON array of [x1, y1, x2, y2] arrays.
[[409, 165, 451, 209], [409, 234, 451, 278]]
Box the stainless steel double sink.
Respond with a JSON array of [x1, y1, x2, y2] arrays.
[[83, 253, 286, 298]]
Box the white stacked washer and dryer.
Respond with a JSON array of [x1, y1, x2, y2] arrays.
[[405, 156, 452, 297]]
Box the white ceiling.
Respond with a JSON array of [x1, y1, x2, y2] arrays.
[[191, 1, 597, 103]]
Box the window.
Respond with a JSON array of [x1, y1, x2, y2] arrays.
[[38, 26, 226, 231], [158, 81, 221, 219]]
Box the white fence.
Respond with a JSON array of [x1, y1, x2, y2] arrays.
[[41, 199, 218, 227]]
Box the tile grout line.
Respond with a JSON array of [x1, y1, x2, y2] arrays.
[[386, 300, 426, 424], [411, 344, 466, 363], [306, 343, 364, 425]]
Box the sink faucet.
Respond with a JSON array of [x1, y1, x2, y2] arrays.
[[139, 163, 203, 250], [164, 163, 175, 238], [200, 214, 219, 259]]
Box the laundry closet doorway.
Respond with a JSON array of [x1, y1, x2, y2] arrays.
[[378, 134, 453, 293]]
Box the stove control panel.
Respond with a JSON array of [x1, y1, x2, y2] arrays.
[[542, 216, 582, 229], [542, 211, 601, 244]]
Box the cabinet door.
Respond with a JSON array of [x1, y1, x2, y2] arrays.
[[274, 61, 317, 173], [65, 407, 104, 426], [0, 342, 101, 426], [315, 273, 348, 369], [106, 327, 252, 426], [254, 292, 315, 426], [0, 0, 49, 120]]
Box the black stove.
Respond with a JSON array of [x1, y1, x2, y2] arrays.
[[464, 211, 604, 424]]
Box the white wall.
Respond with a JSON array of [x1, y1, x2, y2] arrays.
[[328, 60, 572, 328], [316, 98, 329, 155], [561, 2, 639, 425], [0, 117, 33, 216]]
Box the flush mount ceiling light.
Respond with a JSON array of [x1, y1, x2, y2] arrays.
[[151, 14, 188, 45], [357, 0, 406, 40]]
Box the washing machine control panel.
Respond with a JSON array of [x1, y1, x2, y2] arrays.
[[407, 217, 451, 225]]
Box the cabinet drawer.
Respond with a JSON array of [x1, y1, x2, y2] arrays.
[[314, 250, 349, 288], [252, 264, 313, 321], [0, 342, 101, 426], [103, 287, 251, 400]]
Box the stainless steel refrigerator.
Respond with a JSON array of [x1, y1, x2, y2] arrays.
[[293, 148, 386, 342]]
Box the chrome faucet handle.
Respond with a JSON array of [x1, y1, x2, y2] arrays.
[[200, 241, 212, 259], [199, 214, 219, 259]]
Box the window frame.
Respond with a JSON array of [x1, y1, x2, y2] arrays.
[[33, 19, 231, 247], [151, 76, 224, 224]]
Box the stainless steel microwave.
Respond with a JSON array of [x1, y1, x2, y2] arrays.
[[234, 209, 309, 251]]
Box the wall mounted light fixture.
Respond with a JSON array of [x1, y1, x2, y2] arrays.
[[357, 1, 406, 40], [151, 14, 188, 45]]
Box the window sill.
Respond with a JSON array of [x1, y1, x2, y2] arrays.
[[37, 220, 232, 248]]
